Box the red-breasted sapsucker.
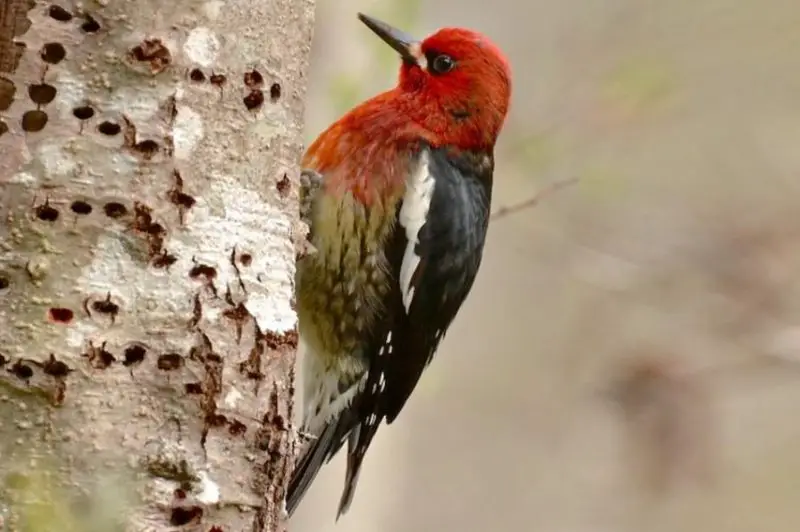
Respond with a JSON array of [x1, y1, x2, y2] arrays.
[[288, 13, 512, 518]]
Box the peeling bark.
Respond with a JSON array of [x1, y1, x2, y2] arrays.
[[0, 0, 314, 530]]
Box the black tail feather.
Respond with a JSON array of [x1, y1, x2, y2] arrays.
[[335, 428, 367, 519], [286, 412, 353, 517]]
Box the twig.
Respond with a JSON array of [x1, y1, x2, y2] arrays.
[[491, 176, 580, 221]]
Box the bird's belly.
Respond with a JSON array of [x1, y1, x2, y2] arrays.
[[295, 251, 390, 368], [296, 253, 389, 428]]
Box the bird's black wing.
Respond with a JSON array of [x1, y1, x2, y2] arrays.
[[337, 146, 494, 516]]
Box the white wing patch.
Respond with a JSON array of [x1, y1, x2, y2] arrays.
[[398, 150, 435, 312]]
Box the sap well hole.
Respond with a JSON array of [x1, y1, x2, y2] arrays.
[[98, 120, 121, 135], [270, 82, 281, 101], [73, 105, 95, 120], [103, 202, 128, 218], [48, 307, 74, 323], [189, 68, 205, 82], [244, 69, 264, 88], [35, 201, 59, 221], [80, 15, 100, 33], [70, 200, 92, 215], [243, 89, 264, 110], [28, 83, 57, 105], [21, 110, 48, 132], [41, 43, 66, 64], [47, 5, 73, 22], [123, 344, 147, 366]]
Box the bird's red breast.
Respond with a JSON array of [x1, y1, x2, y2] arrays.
[[302, 90, 436, 206]]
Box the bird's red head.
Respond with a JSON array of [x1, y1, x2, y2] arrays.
[[359, 14, 512, 151]]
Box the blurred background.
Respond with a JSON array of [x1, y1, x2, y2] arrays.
[[293, 1, 800, 531]]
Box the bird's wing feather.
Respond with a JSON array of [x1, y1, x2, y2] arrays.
[[337, 146, 493, 515], [379, 146, 492, 422]]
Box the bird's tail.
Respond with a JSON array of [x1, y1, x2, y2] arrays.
[[286, 414, 371, 520], [287, 418, 341, 516], [336, 427, 367, 518]]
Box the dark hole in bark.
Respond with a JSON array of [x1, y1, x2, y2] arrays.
[[243, 89, 264, 110], [189, 264, 217, 279], [270, 82, 281, 101], [103, 202, 128, 218], [189, 68, 205, 82], [28, 83, 57, 105], [43, 355, 71, 377], [48, 5, 73, 21], [122, 345, 146, 366], [169, 506, 203, 526], [41, 43, 66, 64], [80, 15, 100, 33], [92, 297, 119, 315], [185, 382, 202, 394], [35, 202, 59, 221], [49, 307, 74, 323], [98, 121, 121, 135], [134, 139, 159, 155], [21, 110, 48, 132], [244, 69, 264, 88], [73, 105, 94, 120], [70, 200, 92, 215]]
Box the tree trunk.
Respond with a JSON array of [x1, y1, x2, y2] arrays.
[[0, 0, 313, 529]]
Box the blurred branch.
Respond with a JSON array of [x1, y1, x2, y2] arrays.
[[491, 176, 579, 221]]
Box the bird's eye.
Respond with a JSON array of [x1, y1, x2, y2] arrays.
[[430, 54, 455, 74]]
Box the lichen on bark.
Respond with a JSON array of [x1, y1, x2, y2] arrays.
[[0, 0, 314, 529]]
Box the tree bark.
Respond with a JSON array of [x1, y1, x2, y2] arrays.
[[0, 0, 313, 529]]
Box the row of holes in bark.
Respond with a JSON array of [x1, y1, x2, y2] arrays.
[[189, 68, 281, 110], [0, 49, 281, 136], [80, 339, 258, 414], [1, 353, 71, 379], [40, 262, 237, 321], [36, 38, 169, 75], [13, 109, 122, 135], [82, 340, 177, 371], [1, 341, 215, 393], [1, 249, 252, 293], [0, 78, 122, 134], [47, 4, 101, 32], [31, 198, 130, 222], [28, 171, 287, 226]]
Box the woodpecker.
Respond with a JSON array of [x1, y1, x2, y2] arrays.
[[288, 13, 512, 518]]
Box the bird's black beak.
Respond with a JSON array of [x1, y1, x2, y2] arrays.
[[358, 13, 421, 66]]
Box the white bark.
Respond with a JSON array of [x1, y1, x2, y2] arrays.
[[0, 0, 313, 529]]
